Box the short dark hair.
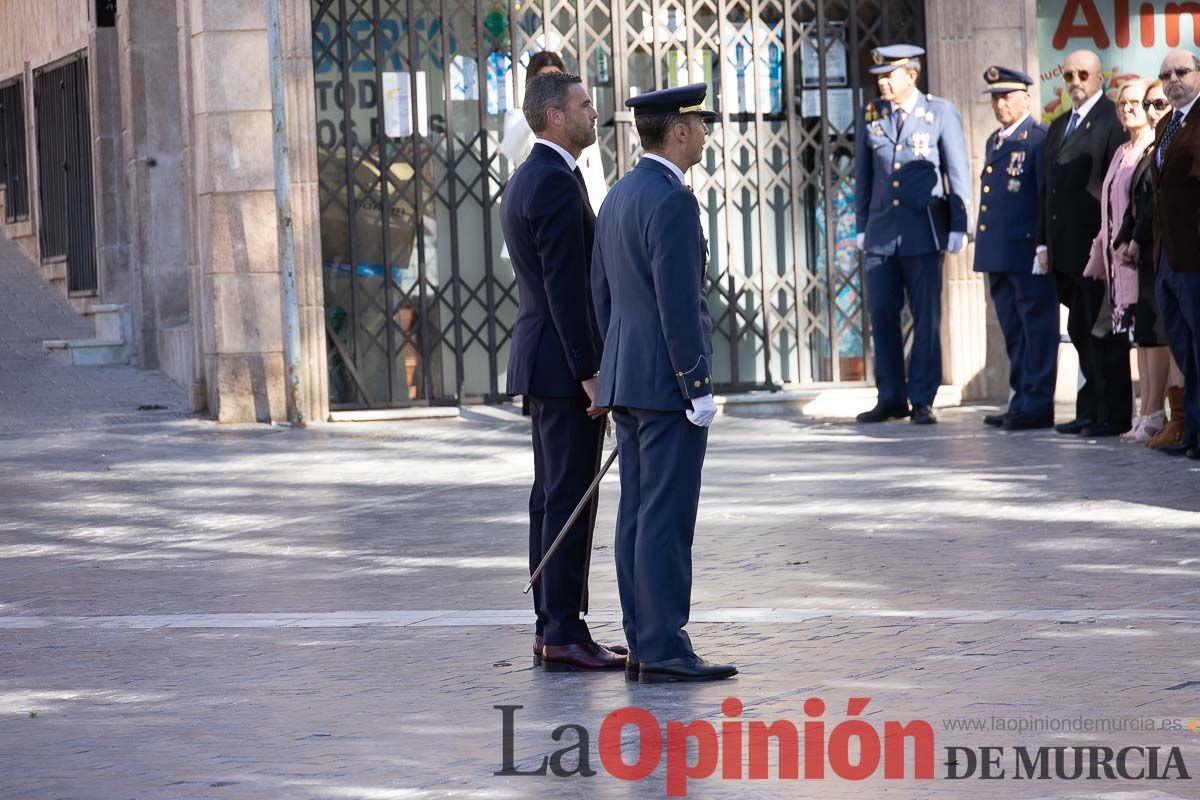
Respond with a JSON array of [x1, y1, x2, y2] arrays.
[[635, 112, 687, 150], [526, 51, 566, 82], [523, 73, 583, 134]]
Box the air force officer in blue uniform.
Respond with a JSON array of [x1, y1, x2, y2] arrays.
[[975, 66, 1059, 430], [855, 45, 972, 425], [592, 83, 737, 684], [502, 73, 626, 673]]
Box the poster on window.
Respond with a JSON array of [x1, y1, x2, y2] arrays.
[[1036, 1, 1195, 122]]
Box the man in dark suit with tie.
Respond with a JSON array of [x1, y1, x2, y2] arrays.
[[1150, 49, 1200, 458], [592, 83, 736, 684], [975, 66, 1058, 430], [501, 72, 625, 672], [1037, 49, 1129, 436]]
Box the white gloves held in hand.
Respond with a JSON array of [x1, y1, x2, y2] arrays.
[[687, 395, 717, 428], [946, 232, 967, 253]]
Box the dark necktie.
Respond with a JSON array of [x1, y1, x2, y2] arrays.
[[1157, 110, 1185, 168], [995, 132, 1007, 152], [895, 107, 907, 132], [1063, 111, 1079, 140]]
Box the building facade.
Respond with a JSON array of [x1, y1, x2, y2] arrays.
[[0, 0, 1055, 421]]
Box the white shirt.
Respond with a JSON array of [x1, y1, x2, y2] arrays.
[[642, 153, 687, 186], [1171, 93, 1199, 125], [532, 138, 577, 171], [892, 91, 920, 117], [1070, 89, 1103, 125]]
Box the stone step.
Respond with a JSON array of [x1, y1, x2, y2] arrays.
[[42, 304, 132, 366]]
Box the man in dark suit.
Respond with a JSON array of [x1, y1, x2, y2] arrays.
[[1037, 49, 1129, 436], [975, 66, 1058, 430], [1150, 49, 1200, 459], [591, 83, 736, 684], [501, 72, 625, 672]]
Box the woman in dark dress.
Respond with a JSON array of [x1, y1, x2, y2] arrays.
[[1112, 80, 1186, 447]]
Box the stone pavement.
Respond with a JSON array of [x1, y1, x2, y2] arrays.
[[1, 393, 1198, 799], [0, 233, 187, 434]]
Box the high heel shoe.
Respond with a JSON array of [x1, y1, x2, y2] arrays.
[[1128, 410, 1164, 444]]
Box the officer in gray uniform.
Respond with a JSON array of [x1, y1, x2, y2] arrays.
[[854, 44, 972, 425], [975, 66, 1058, 430]]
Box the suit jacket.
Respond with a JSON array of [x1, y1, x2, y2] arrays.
[[974, 115, 1047, 272], [591, 157, 713, 411], [1113, 147, 1154, 276], [855, 93, 972, 256], [1151, 101, 1200, 274], [1037, 94, 1125, 274], [501, 143, 601, 397]]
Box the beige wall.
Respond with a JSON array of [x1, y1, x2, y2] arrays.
[[0, 0, 91, 78]]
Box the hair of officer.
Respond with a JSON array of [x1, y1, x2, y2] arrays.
[[523, 72, 583, 134], [526, 50, 565, 82], [635, 112, 687, 150]]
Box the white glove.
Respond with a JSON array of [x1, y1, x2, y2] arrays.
[[686, 394, 717, 428], [1032, 246, 1048, 275], [947, 231, 967, 253], [855, 233, 865, 252]]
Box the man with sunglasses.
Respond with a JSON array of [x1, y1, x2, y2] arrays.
[[1150, 49, 1200, 459], [1038, 49, 1129, 437]]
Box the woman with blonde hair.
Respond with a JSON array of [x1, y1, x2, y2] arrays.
[[1111, 79, 1186, 445], [1083, 78, 1160, 440]]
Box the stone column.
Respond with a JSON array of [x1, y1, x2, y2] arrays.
[[181, 1, 285, 422], [924, 0, 1038, 402], [177, 0, 326, 423]]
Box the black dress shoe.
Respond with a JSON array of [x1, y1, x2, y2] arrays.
[[639, 655, 738, 684], [625, 655, 639, 682], [1055, 417, 1092, 434], [856, 403, 910, 423], [533, 635, 543, 667], [1002, 412, 1054, 431], [910, 403, 937, 425], [1187, 446, 1200, 460], [983, 411, 1010, 427], [1080, 421, 1130, 437]]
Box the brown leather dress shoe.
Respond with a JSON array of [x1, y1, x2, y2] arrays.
[[541, 642, 627, 672]]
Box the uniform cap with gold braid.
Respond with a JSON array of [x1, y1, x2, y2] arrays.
[[868, 44, 925, 75], [981, 64, 1035, 95], [625, 82, 720, 122]]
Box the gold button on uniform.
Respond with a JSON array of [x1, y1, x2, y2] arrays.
[[892, 199, 900, 207], [895, 145, 903, 152], [980, 204, 988, 212], [693, 380, 701, 388], [979, 224, 987, 231], [893, 162, 901, 169], [983, 186, 990, 193], [986, 166, 993, 174], [892, 180, 900, 188]]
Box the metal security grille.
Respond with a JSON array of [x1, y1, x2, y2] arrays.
[[312, 0, 922, 407], [34, 56, 97, 295], [0, 79, 30, 223]]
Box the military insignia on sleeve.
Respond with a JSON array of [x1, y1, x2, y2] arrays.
[[1007, 178, 1021, 193], [1007, 151, 1026, 177], [911, 131, 932, 158]]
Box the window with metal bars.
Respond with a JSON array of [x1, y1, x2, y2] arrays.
[[0, 79, 30, 223]]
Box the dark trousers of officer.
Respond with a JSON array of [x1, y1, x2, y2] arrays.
[[989, 271, 1060, 418], [865, 252, 943, 407], [1156, 259, 1200, 440], [610, 406, 707, 664], [527, 395, 604, 646], [1055, 272, 1131, 426]]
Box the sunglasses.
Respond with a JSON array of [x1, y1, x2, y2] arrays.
[[1143, 98, 1171, 111], [1159, 67, 1196, 81], [1062, 70, 1090, 82]]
